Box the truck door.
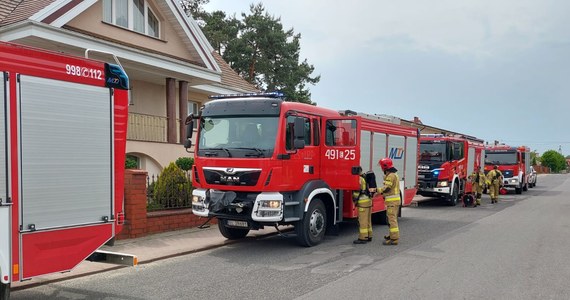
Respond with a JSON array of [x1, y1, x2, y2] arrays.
[[0, 72, 10, 282], [320, 117, 360, 190]]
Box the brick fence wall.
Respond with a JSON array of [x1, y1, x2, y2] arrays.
[[116, 169, 216, 240]]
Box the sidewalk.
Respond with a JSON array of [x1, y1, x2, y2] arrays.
[[12, 225, 284, 290]]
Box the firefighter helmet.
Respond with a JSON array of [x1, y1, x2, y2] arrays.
[[379, 158, 394, 171]]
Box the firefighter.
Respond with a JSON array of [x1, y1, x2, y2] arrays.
[[378, 158, 400, 245], [353, 167, 375, 244], [486, 165, 503, 203], [471, 166, 486, 206]]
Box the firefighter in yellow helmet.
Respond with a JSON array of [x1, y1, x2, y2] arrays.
[[353, 166, 375, 244], [471, 166, 486, 206], [378, 158, 400, 245], [486, 165, 503, 203]]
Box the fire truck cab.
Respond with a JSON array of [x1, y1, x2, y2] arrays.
[[417, 134, 485, 205], [485, 145, 531, 194], [187, 93, 419, 246]]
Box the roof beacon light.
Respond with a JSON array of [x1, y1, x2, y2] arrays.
[[209, 91, 285, 100]]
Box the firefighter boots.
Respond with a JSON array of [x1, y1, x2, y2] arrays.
[[383, 239, 399, 246]]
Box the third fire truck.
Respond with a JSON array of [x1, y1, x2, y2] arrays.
[[485, 145, 531, 194], [186, 93, 419, 246], [417, 134, 485, 205]]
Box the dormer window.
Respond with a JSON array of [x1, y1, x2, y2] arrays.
[[103, 0, 160, 38]]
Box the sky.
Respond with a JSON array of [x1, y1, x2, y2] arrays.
[[203, 0, 570, 156]]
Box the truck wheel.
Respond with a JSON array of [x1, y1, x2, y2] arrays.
[[372, 210, 388, 225], [0, 283, 9, 300], [448, 182, 459, 206], [515, 183, 522, 194], [296, 198, 326, 247], [218, 219, 250, 240]]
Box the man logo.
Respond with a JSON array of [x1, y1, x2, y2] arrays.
[[389, 147, 404, 159], [225, 168, 235, 174]]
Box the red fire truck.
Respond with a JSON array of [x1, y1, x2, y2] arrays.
[[484, 145, 531, 194], [0, 42, 133, 298], [185, 93, 419, 246], [417, 134, 485, 205]]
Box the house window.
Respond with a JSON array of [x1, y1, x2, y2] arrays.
[[103, 0, 160, 38], [188, 101, 199, 129]]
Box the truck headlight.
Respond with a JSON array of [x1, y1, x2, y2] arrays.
[[437, 181, 449, 187], [260, 200, 282, 209], [510, 179, 518, 183], [192, 195, 204, 203]]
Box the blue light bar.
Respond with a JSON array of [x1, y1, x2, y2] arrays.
[[208, 91, 285, 100]]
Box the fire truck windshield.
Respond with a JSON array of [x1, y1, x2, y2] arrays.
[[420, 142, 446, 162], [197, 116, 278, 158], [485, 151, 517, 165]]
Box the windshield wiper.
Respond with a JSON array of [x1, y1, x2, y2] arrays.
[[204, 147, 232, 157], [234, 147, 265, 157]]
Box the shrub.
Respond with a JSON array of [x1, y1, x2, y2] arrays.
[[125, 156, 138, 169], [175, 157, 194, 172], [152, 163, 192, 209]]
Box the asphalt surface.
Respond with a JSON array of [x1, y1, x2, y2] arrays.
[[11, 174, 568, 300]]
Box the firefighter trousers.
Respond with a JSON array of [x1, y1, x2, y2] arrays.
[[386, 202, 400, 240], [489, 182, 500, 202], [473, 183, 483, 205], [357, 199, 372, 240]]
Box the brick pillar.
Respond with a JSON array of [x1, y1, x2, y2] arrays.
[[117, 169, 149, 239], [166, 78, 177, 144], [179, 80, 188, 144]]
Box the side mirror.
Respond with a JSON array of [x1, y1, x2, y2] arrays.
[[293, 139, 305, 149], [293, 117, 306, 149], [185, 114, 194, 139]]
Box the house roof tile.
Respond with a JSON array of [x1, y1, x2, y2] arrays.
[[211, 51, 258, 93], [0, 0, 56, 26]]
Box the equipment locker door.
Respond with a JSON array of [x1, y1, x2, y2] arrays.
[[18, 75, 113, 231], [0, 72, 10, 283], [320, 116, 360, 190]]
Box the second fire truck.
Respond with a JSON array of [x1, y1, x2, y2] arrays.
[[485, 145, 531, 194], [417, 134, 485, 205], [186, 93, 420, 246]]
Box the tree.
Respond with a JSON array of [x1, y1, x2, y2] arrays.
[[186, 2, 320, 104], [541, 150, 566, 173], [180, 0, 210, 23], [201, 11, 240, 54]]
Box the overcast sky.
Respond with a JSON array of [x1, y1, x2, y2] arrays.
[[204, 0, 570, 155]]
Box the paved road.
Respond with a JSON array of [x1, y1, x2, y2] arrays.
[[13, 174, 569, 300]]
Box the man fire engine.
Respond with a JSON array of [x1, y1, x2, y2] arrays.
[[484, 144, 531, 194], [0, 42, 134, 298], [417, 134, 485, 206], [186, 93, 420, 246]]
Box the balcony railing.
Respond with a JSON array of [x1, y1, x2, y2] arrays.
[[128, 113, 182, 143]]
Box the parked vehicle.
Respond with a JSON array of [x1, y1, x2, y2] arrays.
[[417, 134, 485, 206], [0, 42, 133, 299], [186, 93, 419, 246], [485, 145, 531, 194], [528, 166, 537, 188]]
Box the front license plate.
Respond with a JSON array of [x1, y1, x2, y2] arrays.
[[227, 220, 249, 228]]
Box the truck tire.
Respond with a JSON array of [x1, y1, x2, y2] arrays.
[[295, 198, 326, 247], [0, 283, 9, 300], [515, 183, 522, 194], [448, 182, 459, 206], [218, 219, 250, 240], [372, 210, 388, 225]]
